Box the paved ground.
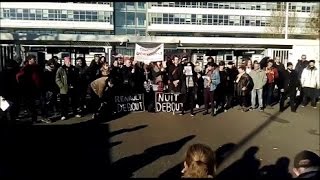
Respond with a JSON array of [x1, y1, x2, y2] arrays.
[[0, 103, 319, 178]]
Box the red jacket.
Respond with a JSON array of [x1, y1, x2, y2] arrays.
[[265, 67, 279, 84]]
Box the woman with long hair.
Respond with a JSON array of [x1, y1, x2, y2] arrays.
[[151, 61, 166, 92], [181, 144, 216, 178]]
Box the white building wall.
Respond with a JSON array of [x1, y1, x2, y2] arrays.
[[147, 24, 310, 34], [0, 20, 113, 31], [148, 7, 312, 18], [0, 2, 113, 11]]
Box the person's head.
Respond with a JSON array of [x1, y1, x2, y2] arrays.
[[64, 56, 71, 67], [76, 57, 86, 67], [207, 62, 214, 71], [26, 54, 36, 65], [113, 60, 119, 67], [246, 59, 253, 68], [156, 61, 162, 67], [207, 56, 213, 63], [238, 65, 246, 74], [106, 77, 114, 88], [227, 62, 234, 69], [301, 54, 307, 61], [253, 62, 260, 70], [212, 63, 219, 70], [293, 150, 320, 177], [124, 59, 132, 67], [182, 144, 216, 178], [219, 61, 225, 70], [47, 59, 56, 69], [309, 60, 315, 68], [275, 57, 281, 64], [52, 56, 59, 63], [173, 56, 180, 65], [287, 62, 293, 70], [94, 55, 100, 63], [267, 60, 274, 68], [100, 56, 106, 63]]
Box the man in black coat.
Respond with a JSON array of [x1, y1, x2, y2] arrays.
[[279, 62, 300, 112], [295, 54, 309, 79], [225, 62, 238, 109], [0, 59, 20, 122]]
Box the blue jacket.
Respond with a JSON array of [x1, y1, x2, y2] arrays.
[[210, 70, 220, 91]]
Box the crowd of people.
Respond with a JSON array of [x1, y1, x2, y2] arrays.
[[0, 53, 319, 124]]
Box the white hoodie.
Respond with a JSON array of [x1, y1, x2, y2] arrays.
[[301, 66, 320, 89]]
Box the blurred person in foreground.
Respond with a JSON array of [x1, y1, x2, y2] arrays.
[[181, 143, 216, 178], [293, 150, 320, 179]]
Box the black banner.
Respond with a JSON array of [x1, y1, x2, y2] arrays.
[[155, 93, 183, 112], [114, 94, 144, 113]]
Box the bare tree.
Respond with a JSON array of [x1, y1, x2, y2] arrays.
[[263, 2, 286, 38], [307, 5, 320, 39]]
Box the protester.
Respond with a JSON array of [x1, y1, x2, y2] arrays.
[[209, 63, 220, 116], [263, 60, 279, 108], [203, 62, 214, 115], [293, 150, 320, 179], [300, 60, 319, 109], [274, 56, 286, 102], [225, 62, 238, 110], [41, 59, 60, 122], [75, 57, 89, 112], [168, 56, 183, 93], [151, 61, 166, 92], [279, 62, 300, 112], [0, 59, 20, 122], [295, 54, 309, 79], [121, 59, 134, 93], [55, 56, 81, 120], [249, 62, 267, 111], [88, 55, 102, 82], [216, 61, 228, 112], [16, 54, 43, 123], [235, 65, 254, 112], [245, 58, 253, 74], [194, 63, 204, 109], [180, 61, 197, 116], [181, 143, 216, 178]]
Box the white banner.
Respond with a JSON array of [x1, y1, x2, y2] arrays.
[[134, 44, 164, 63]]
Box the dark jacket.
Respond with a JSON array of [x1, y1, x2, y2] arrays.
[[296, 170, 320, 179], [236, 73, 254, 96], [226, 67, 238, 94], [279, 69, 300, 93], [131, 64, 145, 93], [43, 65, 59, 93], [216, 69, 228, 95], [16, 64, 43, 97], [76, 65, 90, 90], [0, 61, 19, 100], [168, 64, 184, 92], [121, 65, 133, 85], [274, 63, 286, 85], [110, 66, 122, 87], [88, 60, 101, 82], [295, 60, 309, 79]]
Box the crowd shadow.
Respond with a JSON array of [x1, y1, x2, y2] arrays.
[[109, 135, 195, 178], [0, 119, 148, 179], [215, 146, 261, 180], [256, 157, 292, 180]]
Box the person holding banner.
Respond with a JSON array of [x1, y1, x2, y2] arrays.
[[180, 62, 197, 116], [151, 61, 166, 92]]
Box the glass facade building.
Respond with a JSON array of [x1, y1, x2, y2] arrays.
[[114, 2, 147, 36]]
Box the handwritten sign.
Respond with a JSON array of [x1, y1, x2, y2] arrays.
[[114, 94, 144, 113], [155, 93, 183, 112], [134, 44, 164, 63]]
